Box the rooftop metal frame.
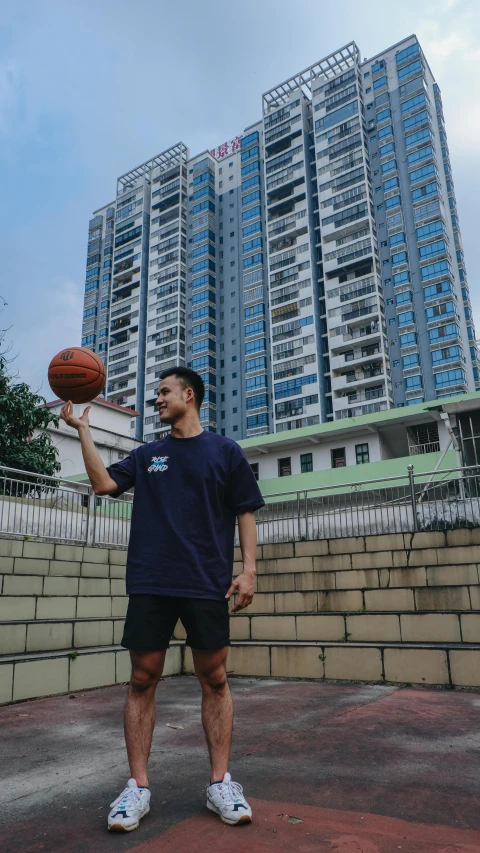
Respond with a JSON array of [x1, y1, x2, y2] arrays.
[[116, 142, 189, 194], [262, 42, 361, 114]]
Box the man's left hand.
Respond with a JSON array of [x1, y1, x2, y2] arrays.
[[225, 570, 255, 613]]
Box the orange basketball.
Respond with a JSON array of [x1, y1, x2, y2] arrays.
[[48, 347, 106, 404]]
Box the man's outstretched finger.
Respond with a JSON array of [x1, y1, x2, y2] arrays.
[[232, 594, 249, 612], [225, 582, 237, 600]]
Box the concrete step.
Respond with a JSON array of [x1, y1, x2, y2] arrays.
[[184, 641, 480, 689], [0, 618, 127, 655], [254, 564, 480, 592], [1, 584, 479, 630], [174, 610, 480, 645], [235, 586, 479, 614], [0, 643, 182, 705], [0, 591, 128, 622]]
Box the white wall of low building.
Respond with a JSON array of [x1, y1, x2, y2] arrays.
[[35, 398, 143, 480]]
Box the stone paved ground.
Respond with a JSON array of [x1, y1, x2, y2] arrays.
[[1, 676, 480, 852]]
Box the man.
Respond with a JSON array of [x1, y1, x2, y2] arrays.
[[60, 367, 264, 832]]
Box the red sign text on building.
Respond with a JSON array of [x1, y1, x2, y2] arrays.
[[210, 136, 243, 160]]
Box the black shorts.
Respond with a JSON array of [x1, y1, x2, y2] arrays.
[[121, 594, 230, 651]]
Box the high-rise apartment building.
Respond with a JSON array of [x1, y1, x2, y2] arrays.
[[82, 35, 478, 442]]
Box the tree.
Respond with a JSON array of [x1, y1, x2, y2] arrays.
[[0, 355, 61, 479]]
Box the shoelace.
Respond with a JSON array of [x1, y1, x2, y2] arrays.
[[110, 786, 141, 812], [218, 778, 244, 805]]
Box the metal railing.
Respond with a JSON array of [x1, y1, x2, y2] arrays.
[[2, 463, 480, 548], [0, 466, 133, 547]]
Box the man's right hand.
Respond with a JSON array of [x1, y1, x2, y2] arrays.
[[60, 400, 91, 432]]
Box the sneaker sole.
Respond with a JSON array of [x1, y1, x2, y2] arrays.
[[108, 805, 150, 832], [206, 800, 252, 825]]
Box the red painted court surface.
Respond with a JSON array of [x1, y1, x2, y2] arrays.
[[1, 677, 479, 852]]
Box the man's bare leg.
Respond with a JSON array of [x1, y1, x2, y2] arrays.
[[193, 647, 232, 782], [124, 650, 166, 786]]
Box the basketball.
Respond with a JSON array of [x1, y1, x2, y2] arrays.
[[48, 347, 106, 404]]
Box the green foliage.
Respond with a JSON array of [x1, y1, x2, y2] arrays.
[[0, 355, 61, 484]]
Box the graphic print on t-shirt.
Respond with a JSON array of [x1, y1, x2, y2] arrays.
[[147, 456, 169, 473]]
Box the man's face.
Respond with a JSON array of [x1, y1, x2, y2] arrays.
[[155, 376, 192, 424]]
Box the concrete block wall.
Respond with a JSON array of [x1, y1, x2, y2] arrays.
[[0, 539, 182, 704], [1, 528, 480, 703]]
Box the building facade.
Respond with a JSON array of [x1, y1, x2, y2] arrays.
[[81, 35, 478, 442]]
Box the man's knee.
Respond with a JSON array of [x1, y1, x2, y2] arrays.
[[130, 667, 159, 693], [129, 653, 164, 693], [198, 664, 228, 692]]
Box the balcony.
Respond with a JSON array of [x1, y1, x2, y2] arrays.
[[113, 254, 141, 280], [330, 345, 382, 371], [342, 386, 386, 405], [332, 363, 384, 393], [266, 161, 305, 192], [335, 400, 388, 419], [268, 208, 308, 239]]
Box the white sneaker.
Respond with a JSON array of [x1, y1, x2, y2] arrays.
[[107, 778, 151, 832], [206, 772, 252, 825]]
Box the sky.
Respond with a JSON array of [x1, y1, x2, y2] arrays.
[[1, 0, 479, 398]]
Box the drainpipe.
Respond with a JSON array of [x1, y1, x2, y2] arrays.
[[439, 412, 465, 500]]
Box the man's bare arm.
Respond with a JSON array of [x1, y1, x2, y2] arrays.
[[60, 401, 119, 495], [225, 511, 257, 613]]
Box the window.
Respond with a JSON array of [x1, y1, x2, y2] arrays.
[[396, 290, 412, 306], [432, 345, 462, 366], [378, 125, 392, 139], [393, 270, 410, 285], [401, 92, 426, 114], [300, 453, 313, 473], [419, 239, 446, 260], [407, 144, 433, 167], [434, 368, 466, 389], [355, 443, 369, 464], [389, 232, 405, 247], [406, 374, 422, 390], [331, 448, 346, 468], [396, 42, 420, 65], [403, 352, 419, 368], [379, 142, 394, 157], [398, 310, 414, 326], [398, 58, 422, 80], [383, 176, 399, 192], [377, 108, 391, 122], [426, 301, 456, 321], [250, 462, 259, 481], [247, 413, 268, 429], [421, 259, 451, 281], [399, 331, 416, 347], [382, 159, 397, 174], [385, 194, 401, 209], [278, 457, 291, 477], [392, 251, 407, 265]]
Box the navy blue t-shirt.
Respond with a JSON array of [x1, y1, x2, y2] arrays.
[[106, 431, 265, 600]]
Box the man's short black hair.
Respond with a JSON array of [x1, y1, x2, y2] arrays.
[[159, 367, 205, 412]]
